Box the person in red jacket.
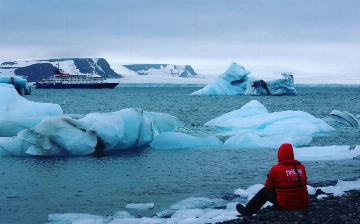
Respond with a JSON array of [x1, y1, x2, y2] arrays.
[[236, 143, 310, 216]]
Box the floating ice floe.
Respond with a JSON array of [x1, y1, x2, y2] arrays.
[[190, 62, 297, 96], [224, 133, 312, 149], [150, 131, 223, 149], [152, 100, 334, 150], [46, 178, 360, 224], [205, 99, 335, 137], [125, 203, 155, 210], [294, 145, 360, 161], [170, 197, 228, 210], [322, 110, 359, 128], [319, 179, 360, 196]]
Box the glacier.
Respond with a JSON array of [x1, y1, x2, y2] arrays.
[[190, 62, 297, 96]]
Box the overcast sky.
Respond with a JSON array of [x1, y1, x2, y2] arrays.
[[0, 0, 359, 81]]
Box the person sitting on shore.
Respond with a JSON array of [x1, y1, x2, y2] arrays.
[[236, 143, 310, 216]]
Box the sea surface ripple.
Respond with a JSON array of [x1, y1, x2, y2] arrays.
[[1, 87, 359, 224]]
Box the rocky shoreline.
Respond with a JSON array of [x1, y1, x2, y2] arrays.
[[218, 178, 360, 224]]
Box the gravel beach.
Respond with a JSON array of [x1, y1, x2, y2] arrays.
[[217, 179, 360, 224]]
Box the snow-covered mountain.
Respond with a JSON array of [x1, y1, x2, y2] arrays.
[[122, 64, 201, 78], [0, 58, 121, 82], [0, 59, 207, 84], [110, 63, 210, 84], [2, 58, 357, 85]]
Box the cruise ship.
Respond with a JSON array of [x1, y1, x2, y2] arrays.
[[35, 64, 119, 89]]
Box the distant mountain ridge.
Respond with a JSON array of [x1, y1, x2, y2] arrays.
[[0, 59, 202, 82], [122, 64, 201, 78], [0, 58, 121, 82]]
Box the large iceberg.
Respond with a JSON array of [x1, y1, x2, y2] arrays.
[[71, 109, 184, 151], [191, 62, 297, 96], [0, 87, 184, 156], [0, 109, 183, 156], [205, 100, 335, 137]]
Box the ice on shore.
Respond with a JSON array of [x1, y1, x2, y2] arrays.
[[46, 178, 360, 224]]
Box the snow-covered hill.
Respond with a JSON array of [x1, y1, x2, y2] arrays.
[[112, 63, 211, 84], [125, 64, 199, 77], [0, 59, 211, 84], [1, 58, 358, 85]]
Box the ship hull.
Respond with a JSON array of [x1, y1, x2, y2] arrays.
[[35, 82, 119, 89]]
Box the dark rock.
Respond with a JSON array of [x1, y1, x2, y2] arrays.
[[217, 190, 360, 224]]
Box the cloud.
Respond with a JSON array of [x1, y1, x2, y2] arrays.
[[0, 0, 359, 78]]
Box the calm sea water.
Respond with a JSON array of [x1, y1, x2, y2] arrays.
[[1, 87, 360, 224]]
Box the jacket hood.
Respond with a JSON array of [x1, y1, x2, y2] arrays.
[[278, 143, 299, 164]]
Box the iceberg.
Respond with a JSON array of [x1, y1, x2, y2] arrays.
[[0, 87, 62, 120], [0, 87, 63, 137], [0, 76, 32, 95], [191, 62, 252, 96], [17, 117, 98, 156], [71, 109, 184, 151], [264, 72, 297, 95], [190, 62, 296, 96], [322, 110, 359, 128], [0, 109, 183, 156], [0, 86, 184, 156], [205, 100, 335, 137]]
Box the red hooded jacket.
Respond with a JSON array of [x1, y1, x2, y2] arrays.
[[264, 143, 310, 210]]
